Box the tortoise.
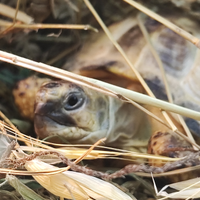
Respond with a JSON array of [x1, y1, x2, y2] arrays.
[[13, 15, 200, 155]]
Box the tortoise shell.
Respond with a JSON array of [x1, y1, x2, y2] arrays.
[[63, 16, 200, 136]]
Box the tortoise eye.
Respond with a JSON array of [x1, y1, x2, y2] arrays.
[[64, 92, 85, 111]]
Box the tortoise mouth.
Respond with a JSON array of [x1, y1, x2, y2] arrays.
[[34, 112, 77, 133], [36, 112, 77, 127], [34, 114, 89, 140]]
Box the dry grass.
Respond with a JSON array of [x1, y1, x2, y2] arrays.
[[0, 0, 200, 199]]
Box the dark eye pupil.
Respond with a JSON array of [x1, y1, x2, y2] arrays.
[[64, 92, 85, 111], [68, 95, 78, 106]]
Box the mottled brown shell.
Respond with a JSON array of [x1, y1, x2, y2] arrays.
[[148, 131, 192, 166], [13, 76, 50, 120], [63, 16, 200, 135]]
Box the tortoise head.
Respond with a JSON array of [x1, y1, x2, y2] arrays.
[[34, 80, 150, 147], [34, 81, 109, 142]]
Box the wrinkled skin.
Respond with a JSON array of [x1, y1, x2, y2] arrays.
[[34, 81, 151, 149]]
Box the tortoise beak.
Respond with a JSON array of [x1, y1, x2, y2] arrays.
[[34, 114, 51, 138]]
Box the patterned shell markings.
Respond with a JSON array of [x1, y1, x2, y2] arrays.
[[63, 16, 200, 136]]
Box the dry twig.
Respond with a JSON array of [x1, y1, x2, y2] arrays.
[[123, 0, 200, 49]]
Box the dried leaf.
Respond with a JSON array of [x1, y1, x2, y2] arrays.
[[25, 159, 134, 200], [157, 177, 200, 199], [6, 175, 46, 200]]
